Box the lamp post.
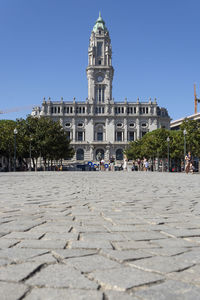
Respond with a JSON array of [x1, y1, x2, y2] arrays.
[[13, 128, 18, 172], [167, 136, 170, 172], [183, 129, 187, 171], [29, 137, 32, 171]]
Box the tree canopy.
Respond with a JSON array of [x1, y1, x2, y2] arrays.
[[125, 119, 200, 162], [0, 116, 74, 170]]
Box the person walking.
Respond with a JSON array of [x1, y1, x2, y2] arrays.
[[185, 152, 191, 174]]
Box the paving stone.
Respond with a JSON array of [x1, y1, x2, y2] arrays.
[[88, 267, 164, 291], [152, 238, 198, 248], [42, 232, 78, 240], [128, 255, 194, 274], [161, 228, 200, 238], [123, 231, 167, 241], [0, 262, 42, 281], [16, 239, 67, 249], [66, 254, 121, 272], [145, 247, 189, 257], [81, 232, 126, 241], [103, 290, 140, 300], [112, 240, 159, 250], [0, 238, 20, 248], [52, 249, 97, 259], [0, 248, 48, 262], [3, 231, 44, 240], [134, 279, 200, 300], [27, 253, 57, 263], [24, 288, 103, 300], [0, 282, 29, 300], [100, 249, 153, 263], [70, 240, 113, 249], [30, 225, 72, 233], [26, 264, 98, 289], [168, 265, 200, 285], [0, 258, 10, 266]]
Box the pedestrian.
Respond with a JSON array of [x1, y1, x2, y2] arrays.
[[185, 152, 191, 174], [123, 155, 128, 171], [143, 158, 149, 171]]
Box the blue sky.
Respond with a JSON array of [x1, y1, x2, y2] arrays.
[[0, 0, 200, 121]]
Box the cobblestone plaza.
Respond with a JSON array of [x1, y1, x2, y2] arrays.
[[0, 172, 200, 299]]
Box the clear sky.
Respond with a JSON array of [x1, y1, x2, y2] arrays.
[[1, 0, 200, 121]]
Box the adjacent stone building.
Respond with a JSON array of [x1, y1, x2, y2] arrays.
[[32, 13, 170, 163]]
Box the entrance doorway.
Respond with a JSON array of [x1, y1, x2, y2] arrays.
[[95, 149, 104, 161]]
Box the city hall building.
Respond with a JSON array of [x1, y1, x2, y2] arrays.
[[32, 13, 170, 163]]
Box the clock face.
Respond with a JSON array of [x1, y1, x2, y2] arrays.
[[97, 75, 103, 82]]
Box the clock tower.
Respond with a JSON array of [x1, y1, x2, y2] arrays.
[[86, 13, 114, 105]]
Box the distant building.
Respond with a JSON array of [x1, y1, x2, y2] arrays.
[[170, 112, 200, 130], [32, 13, 170, 163]]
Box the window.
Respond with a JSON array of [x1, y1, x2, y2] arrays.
[[129, 123, 135, 127], [134, 107, 136, 113], [130, 107, 133, 114], [102, 86, 105, 102], [116, 149, 123, 160], [98, 60, 101, 65], [141, 123, 147, 128], [65, 122, 70, 127], [70, 107, 73, 113], [102, 107, 104, 113], [64, 107, 66, 113], [146, 107, 148, 114], [66, 107, 69, 113], [129, 132, 135, 141], [95, 85, 105, 103], [142, 131, 147, 137], [122, 107, 124, 113], [127, 107, 129, 114], [142, 107, 145, 114], [77, 149, 84, 160], [115, 107, 117, 114], [51, 107, 53, 114], [97, 42, 103, 56], [116, 131, 122, 141], [117, 123, 122, 127], [66, 131, 70, 141], [83, 107, 85, 113], [118, 107, 120, 114], [99, 30, 101, 35], [78, 123, 83, 127], [58, 107, 60, 113], [97, 132, 103, 141], [77, 132, 83, 141], [79, 107, 81, 113]]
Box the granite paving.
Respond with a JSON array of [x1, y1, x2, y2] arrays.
[[0, 171, 200, 299]]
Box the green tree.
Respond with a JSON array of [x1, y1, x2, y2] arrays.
[[0, 120, 17, 170]]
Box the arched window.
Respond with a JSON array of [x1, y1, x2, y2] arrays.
[[76, 149, 84, 161], [116, 149, 123, 161], [96, 149, 104, 161]]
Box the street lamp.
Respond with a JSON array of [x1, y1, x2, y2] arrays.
[[167, 136, 170, 172], [29, 136, 32, 171], [13, 128, 18, 172], [183, 129, 187, 171]]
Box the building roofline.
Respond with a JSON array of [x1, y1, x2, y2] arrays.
[[170, 112, 200, 127]]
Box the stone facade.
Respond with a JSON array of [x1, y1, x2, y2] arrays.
[[32, 13, 170, 163]]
